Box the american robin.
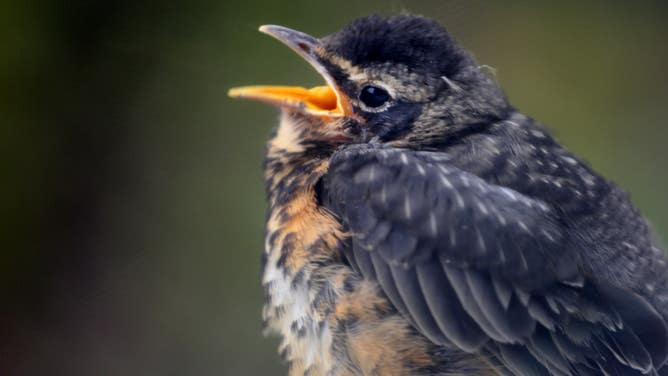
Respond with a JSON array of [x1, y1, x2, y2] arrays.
[[228, 15, 668, 376]]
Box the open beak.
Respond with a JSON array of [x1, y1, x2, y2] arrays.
[[228, 25, 351, 118]]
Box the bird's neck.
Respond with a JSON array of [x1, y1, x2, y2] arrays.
[[263, 112, 338, 206], [262, 112, 345, 279]]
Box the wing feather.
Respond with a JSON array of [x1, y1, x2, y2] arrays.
[[323, 144, 668, 375], [415, 258, 488, 351]]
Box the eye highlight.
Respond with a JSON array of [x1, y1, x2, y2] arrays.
[[359, 85, 391, 108]]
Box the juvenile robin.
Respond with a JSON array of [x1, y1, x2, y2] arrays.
[[229, 15, 668, 376]]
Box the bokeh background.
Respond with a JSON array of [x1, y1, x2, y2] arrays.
[[3, 1, 668, 375]]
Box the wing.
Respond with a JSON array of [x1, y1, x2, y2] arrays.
[[322, 144, 668, 375]]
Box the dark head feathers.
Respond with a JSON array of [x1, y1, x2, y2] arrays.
[[323, 15, 471, 77]]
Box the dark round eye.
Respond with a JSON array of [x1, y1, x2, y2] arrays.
[[359, 85, 390, 108]]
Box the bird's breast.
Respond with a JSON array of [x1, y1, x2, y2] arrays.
[[260, 116, 482, 375], [261, 139, 344, 374]]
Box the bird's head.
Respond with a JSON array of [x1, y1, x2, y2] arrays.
[[229, 15, 511, 148]]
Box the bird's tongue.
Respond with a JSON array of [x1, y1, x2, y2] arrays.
[[228, 84, 343, 116]]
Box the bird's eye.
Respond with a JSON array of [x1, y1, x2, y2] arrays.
[[359, 85, 390, 108]]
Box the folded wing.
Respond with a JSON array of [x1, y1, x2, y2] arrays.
[[322, 144, 668, 375]]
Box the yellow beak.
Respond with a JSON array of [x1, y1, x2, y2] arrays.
[[227, 25, 350, 118], [228, 85, 341, 116]]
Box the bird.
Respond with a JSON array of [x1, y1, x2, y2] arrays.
[[228, 15, 668, 376]]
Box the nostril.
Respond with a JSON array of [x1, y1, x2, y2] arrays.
[[298, 42, 310, 52]]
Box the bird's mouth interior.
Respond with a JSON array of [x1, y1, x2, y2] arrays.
[[228, 25, 350, 118]]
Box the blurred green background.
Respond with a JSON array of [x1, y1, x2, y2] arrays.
[[2, 1, 667, 375]]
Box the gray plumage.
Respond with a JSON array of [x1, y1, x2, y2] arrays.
[[322, 112, 668, 374]]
